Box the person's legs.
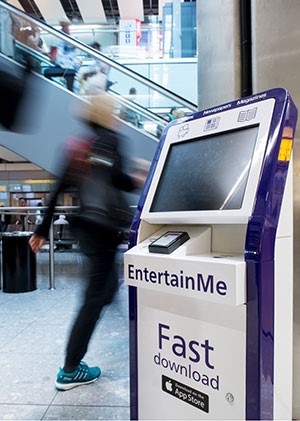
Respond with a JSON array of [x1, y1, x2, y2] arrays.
[[44, 67, 75, 91], [55, 225, 120, 390], [63, 225, 120, 372], [63, 69, 75, 92], [44, 66, 64, 81]]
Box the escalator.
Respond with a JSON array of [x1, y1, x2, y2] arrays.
[[0, 1, 198, 175]]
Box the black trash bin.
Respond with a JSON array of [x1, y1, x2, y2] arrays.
[[2, 231, 37, 293]]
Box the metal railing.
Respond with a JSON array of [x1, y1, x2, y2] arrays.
[[0, 205, 79, 290]]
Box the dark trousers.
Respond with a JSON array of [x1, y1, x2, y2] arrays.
[[44, 66, 76, 92], [63, 224, 121, 371]]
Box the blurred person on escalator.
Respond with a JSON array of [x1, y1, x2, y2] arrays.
[[78, 42, 114, 95], [44, 17, 82, 92], [26, 25, 49, 55], [0, 0, 21, 59], [29, 92, 148, 391], [165, 107, 181, 122], [119, 87, 141, 127]]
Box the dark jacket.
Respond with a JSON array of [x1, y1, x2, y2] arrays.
[[35, 125, 135, 238]]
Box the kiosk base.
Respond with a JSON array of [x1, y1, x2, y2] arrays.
[[136, 290, 246, 420]]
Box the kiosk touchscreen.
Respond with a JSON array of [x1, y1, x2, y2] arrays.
[[124, 89, 297, 420]]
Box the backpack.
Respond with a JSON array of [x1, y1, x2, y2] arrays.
[[63, 135, 93, 186]]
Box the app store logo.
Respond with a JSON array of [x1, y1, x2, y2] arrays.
[[162, 375, 209, 413], [165, 379, 173, 392]]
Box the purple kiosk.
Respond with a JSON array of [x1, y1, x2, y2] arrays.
[[124, 88, 298, 420]]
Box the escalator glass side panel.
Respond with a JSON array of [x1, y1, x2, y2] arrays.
[[0, 2, 197, 140]]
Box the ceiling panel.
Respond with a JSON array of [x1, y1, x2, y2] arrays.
[[34, 0, 67, 24], [7, 0, 23, 10], [76, 0, 107, 23], [117, 0, 144, 21]]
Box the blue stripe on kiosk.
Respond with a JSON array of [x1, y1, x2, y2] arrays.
[[125, 88, 298, 420]]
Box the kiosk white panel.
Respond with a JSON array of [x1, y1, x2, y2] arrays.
[[137, 292, 246, 419]]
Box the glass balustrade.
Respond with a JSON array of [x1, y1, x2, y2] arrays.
[[0, 2, 198, 140]]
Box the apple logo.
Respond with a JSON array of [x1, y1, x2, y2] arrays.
[[165, 380, 173, 392]]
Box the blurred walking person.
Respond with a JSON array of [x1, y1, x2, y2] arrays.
[[29, 93, 146, 391]]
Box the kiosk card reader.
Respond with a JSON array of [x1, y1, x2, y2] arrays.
[[124, 89, 297, 420], [148, 231, 190, 254]]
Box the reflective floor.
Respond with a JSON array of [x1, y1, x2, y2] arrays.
[[0, 250, 130, 420]]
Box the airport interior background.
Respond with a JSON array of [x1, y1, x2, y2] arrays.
[[0, 0, 300, 419]]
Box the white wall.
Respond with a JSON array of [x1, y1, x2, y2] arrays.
[[196, 0, 241, 110], [197, 0, 300, 418]]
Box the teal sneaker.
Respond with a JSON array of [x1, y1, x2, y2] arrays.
[[55, 361, 101, 391]]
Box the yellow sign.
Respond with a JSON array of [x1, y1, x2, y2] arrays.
[[278, 138, 293, 162]]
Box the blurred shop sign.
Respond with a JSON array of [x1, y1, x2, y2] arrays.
[[119, 19, 141, 46]]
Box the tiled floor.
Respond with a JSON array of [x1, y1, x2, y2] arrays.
[[0, 250, 130, 420]]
